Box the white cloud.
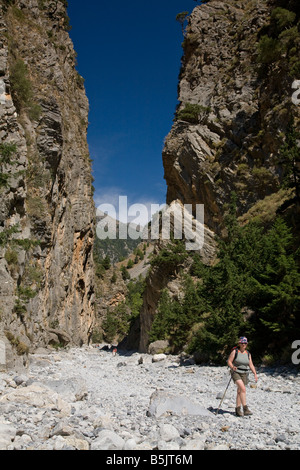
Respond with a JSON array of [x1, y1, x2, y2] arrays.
[[94, 187, 124, 209]]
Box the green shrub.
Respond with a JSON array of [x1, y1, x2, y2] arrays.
[[175, 103, 210, 124], [256, 6, 299, 75], [37, 0, 47, 10], [9, 59, 41, 120], [257, 35, 282, 64], [0, 172, 9, 188], [0, 143, 17, 164], [271, 7, 296, 32], [127, 259, 134, 269], [102, 279, 145, 343], [28, 102, 41, 121], [0, 143, 17, 189], [101, 255, 111, 270], [149, 277, 206, 353], [5, 249, 18, 265], [16, 341, 29, 356], [22, 264, 43, 288], [150, 239, 188, 273], [91, 329, 103, 344], [148, 194, 300, 363], [4, 330, 29, 356], [11, 5, 26, 21], [120, 265, 130, 281], [289, 55, 300, 77], [26, 196, 47, 219], [252, 166, 273, 186], [102, 305, 129, 344], [10, 59, 32, 110], [17, 286, 37, 301], [14, 299, 27, 316], [0, 225, 19, 246]]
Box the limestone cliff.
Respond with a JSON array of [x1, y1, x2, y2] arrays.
[[138, 0, 300, 353], [163, 0, 299, 234], [138, 201, 216, 353], [0, 0, 95, 370]]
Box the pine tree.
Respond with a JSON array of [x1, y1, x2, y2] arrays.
[[248, 218, 300, 353]]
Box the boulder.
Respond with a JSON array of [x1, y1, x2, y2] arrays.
[[147, 390, 213, 418], [42, 377, 88, 402], [91, 430, 125, 451], [148, 340, 170, 355], [0, 383, 71, 416], [152, 354, 167, 363], [159, 424, 180, 442], [49, 435, 89, 451]]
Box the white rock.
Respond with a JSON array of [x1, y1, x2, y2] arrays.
[[0, 419, 17, 450], [2, 346, 300, 451], [124, 438, 137, 450], [212, 444, 230, 450], [91, 430, 125, 451], [181, 439, 205, 451], [0, 383, 71, 416], [159, 424, 180, 442], [158, 440, 180, 450], [148, 390, 213, 418], [93, 413, 114, 430], [13, 375, 29, 386], [49, 421, 73, 437], [152, 354, 167, 363]]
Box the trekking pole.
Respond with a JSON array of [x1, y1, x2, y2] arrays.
[[215, 376, 232, 415]]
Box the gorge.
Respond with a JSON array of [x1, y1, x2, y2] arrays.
[[0, 0, 300, 371]]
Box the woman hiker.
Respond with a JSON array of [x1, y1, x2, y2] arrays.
[[227, 337, 258, 417]]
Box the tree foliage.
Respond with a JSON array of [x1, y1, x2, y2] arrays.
[[256, 5, 300, 76], [149, 195, 300, 363]]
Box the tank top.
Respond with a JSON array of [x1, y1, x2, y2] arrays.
[[234, 350, 250, 374]]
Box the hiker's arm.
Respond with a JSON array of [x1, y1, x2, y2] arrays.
[[249, 355, 258, 382], [227, 351, 237, 371]]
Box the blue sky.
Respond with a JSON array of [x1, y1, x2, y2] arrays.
[[67, 0, 200, 221]]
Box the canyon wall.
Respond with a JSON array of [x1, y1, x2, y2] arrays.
[[0, 0, 95, 369], [139, 0, 300, 352]]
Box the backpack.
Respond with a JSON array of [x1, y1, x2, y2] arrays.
[[232, 346, 251, 361]]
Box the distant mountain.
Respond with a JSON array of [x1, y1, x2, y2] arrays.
[[94, 215, 143, 264]]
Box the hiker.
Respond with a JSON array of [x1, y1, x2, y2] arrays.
[[227, 337, 258, 417]]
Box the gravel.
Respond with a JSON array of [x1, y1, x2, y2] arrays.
[[0, 345, 299, 450]]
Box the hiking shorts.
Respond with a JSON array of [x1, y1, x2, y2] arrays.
[[231, 371, 249, 386]]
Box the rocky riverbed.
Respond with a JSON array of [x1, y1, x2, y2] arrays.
[[0, 346, 299, 451]]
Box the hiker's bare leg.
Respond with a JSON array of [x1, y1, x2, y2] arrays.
[[236, 379, 246, 407]]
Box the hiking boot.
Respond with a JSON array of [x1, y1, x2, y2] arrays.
[[243, 405, 253, 416], [235, 406, 243, 417]]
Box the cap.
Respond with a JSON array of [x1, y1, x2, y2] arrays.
[[239, 336, 248, 344]]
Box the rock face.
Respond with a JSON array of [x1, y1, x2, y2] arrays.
[[138, 0, 300, 353], [0, 0, 95, 369], [138, 200, 216, 353], [163, 0, 299, 234]]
